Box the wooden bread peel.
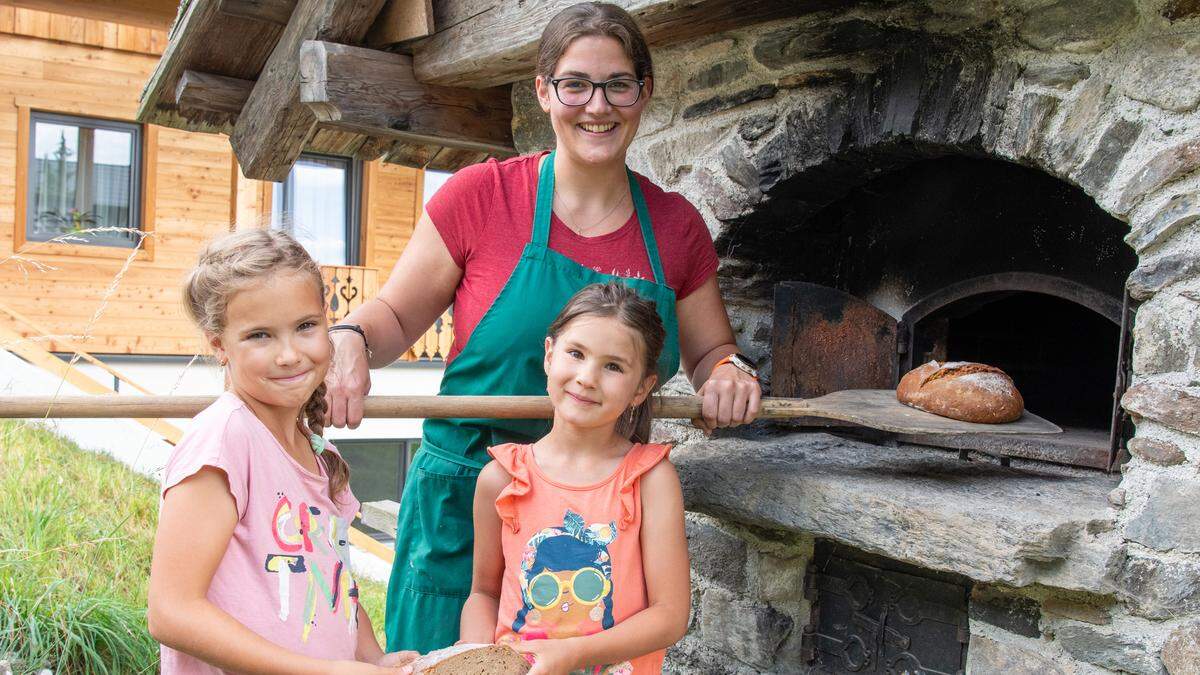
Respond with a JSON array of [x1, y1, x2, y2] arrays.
[[0, 390, 1061, 435]]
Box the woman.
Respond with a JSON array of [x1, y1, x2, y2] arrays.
[[324, 2, 761, 654]]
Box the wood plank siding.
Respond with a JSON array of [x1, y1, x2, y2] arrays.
[[0, 7, 423, 356]]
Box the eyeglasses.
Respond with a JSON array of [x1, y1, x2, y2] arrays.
[[528, 568, 611, 609], [550, 77, 645, 107]]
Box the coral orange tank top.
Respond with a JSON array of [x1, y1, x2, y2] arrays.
[[488, 442, 671, 674]]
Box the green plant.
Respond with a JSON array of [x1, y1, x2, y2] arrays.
[[0, 420, 392, 673]]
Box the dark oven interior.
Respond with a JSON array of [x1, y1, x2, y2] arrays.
[[765, 155, 1137, 468]]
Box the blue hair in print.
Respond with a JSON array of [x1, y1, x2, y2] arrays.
[[513, 512, 616, 633]]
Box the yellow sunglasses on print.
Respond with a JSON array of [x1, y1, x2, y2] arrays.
[[528, 568, 611, 609]]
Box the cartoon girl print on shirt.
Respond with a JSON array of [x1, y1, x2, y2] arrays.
[[512, 510, 633, 675]]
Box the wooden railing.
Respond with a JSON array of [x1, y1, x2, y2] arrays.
[[321, 265, 452, 362]]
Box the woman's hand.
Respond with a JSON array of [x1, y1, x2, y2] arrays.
[[325, 330, 372, 429], [693, 361, 761, 433], [514, 638, 582, 675], [375, 650, 421, 671]]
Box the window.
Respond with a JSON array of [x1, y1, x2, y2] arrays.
[[331, 437, 419, 508], [271, 153, 362, 265], [26, 112, 142, 248]]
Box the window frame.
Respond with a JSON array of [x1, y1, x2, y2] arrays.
[[14, 106, 156, 261], [273, 152, 363, 266]]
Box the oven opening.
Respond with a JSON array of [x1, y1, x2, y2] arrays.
[[911, 291, 1120, 431]]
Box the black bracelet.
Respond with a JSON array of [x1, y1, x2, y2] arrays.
[[328, 324, 372, 358]]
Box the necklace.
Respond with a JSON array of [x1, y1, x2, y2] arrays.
[[554, 186, 628, 236]]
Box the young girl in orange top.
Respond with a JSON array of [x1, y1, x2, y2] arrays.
[[460, 282, 691, 674]]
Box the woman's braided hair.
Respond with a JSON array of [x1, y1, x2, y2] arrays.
[[183, 228, 350, 503]]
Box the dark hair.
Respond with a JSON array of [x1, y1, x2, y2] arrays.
[[547, 282, 665, 442], [183, 229, 350, 503], [536, 2, 653, 81], [512, 535, 615, 632]]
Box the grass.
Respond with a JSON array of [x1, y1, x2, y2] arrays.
[[0, 420, 390, 674]]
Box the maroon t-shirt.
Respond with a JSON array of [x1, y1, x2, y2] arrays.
[[426, 152, 719, 363]]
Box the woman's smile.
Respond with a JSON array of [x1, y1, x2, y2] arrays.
[[578, 121, 618, 135]]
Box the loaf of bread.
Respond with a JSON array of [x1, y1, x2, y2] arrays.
[[896, 361, 1024, 424], [410, 643, 531, 674]]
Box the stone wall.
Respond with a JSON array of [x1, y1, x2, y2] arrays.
[[511, 0, 1200, 671]]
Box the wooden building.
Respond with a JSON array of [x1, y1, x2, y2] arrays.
[[0, 1, 440, 358]]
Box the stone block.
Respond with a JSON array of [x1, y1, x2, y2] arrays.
[[1010, 93, 1059, 159], [752, 19, 900, 69], [753, 552, 805, 605], [1122, 383, 1200, 436], [966, 635, 1065, 674], [685, 517, 748, 592], [698, 587, 793, 669], [1108, 488, 1126, 508], [970, 585, 1041, 638], [1017, 0, 1136, 53], [674, 434, 1121, 594], [1128, 253, 1200, 300], [1163, 622, 1200, 675], [691, 167, 745, 222], [1118, 550, 1200, 619], [1118, 140, 1200, 214], [686, 61, 748, 91], [1116, 33, 1200, 112], [1128, 194, 1200, 254], [1050, 78, 1110, 172], [1132, 303, 1194, 375], [737, 113, 775, 142], [1164, 0, 1200, 21], [510, 79, 554, 154], [1126, 437, 1187, 466], [1125, 477, 1200, 553], [682, 84, 777, 120], [720, 141, 758, 192], [1023, 62, 1091, 88], [1041, 597, 1110, 625], [1054, 624, 1163, 674], [1076, 118, 1143, 194]]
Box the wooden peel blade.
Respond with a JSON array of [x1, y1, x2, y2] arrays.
[[0, 390, 1062, 435]]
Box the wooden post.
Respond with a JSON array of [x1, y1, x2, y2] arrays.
[[298, 40, 515, 157], [229, 0, 387, 181]]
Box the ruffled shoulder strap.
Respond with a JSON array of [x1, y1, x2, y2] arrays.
[[488, 443, 533, 533], [616, 443, 672, 531]]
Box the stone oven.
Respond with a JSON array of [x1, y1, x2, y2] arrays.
[[510, 1, 1200, 672]]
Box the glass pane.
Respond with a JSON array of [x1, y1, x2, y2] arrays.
[[280, 155, 349, 265], [30, 122, 80, 239], [28, 117, 138, 247]]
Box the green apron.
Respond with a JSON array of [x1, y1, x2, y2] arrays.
[[384, 152, 682, 652]]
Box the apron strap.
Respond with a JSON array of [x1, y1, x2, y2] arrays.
[[533, 151, 667, 286], [532, 151, 556, 248], [627, 170, 665, 286]]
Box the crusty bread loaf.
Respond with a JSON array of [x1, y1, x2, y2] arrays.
[[896, 361, 1024, 424], [411, 643, 530, 674]]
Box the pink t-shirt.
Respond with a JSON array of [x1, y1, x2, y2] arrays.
[[426, 152, 719, 362], [159, 392, 362, 674], [488, 442, 672, 674]]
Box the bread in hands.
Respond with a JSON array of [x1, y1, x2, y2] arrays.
[[410, 643, 530, 674]]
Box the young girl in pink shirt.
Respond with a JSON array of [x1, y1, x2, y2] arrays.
[[148, 230, 415, 674], [461, 283, 691, 674]]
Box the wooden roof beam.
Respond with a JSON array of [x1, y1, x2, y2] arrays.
[[412, 0, 838, 88], [365, 0, 434, 47], [0, 0, 179, 29], [229, 0, 387, 181], [218, 0, 295, 25], [174, 70, 252, 114], [299, 41, 515, 157]]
